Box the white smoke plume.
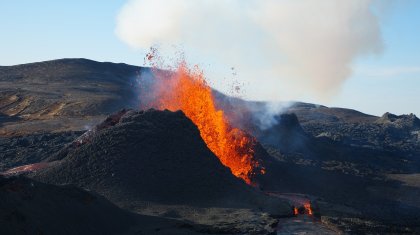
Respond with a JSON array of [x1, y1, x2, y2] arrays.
[[116, 0, 386, 101]]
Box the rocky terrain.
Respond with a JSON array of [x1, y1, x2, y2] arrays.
[[1, 59, 420, 234], [216, 93, 420, 234], [0, 131, 82, 172]]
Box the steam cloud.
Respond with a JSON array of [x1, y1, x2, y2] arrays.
[[116, 0, 386, 101]]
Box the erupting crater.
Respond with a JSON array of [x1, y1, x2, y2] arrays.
[[293, 202, 313, 216], [140, 57, 264, 184]]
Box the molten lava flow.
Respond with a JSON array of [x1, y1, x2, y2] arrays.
[[293, 207, 299, 215], [292, 202, 313, 216], [144, 62, 264, 184], [304, 202, 313, 215]]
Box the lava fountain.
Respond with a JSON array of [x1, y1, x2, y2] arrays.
[[139, 54, 264, 184]]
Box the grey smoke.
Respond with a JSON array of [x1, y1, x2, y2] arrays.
[[116, 0, 388, 102]]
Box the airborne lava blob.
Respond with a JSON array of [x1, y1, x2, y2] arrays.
[[140, 56, 264, 184]]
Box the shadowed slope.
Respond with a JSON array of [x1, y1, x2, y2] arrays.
[[0, 175, 135, 235]]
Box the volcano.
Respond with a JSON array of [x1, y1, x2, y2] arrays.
[[3, 59, 420, 233], [31, 109, 289, 214]]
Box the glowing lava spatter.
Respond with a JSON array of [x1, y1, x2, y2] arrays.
[[141, 54, 264, 184], [304, 202, 313, 215], [293, 207, 299, 215], [293, 203, 313, 216]]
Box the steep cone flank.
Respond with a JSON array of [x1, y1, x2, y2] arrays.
[[32, 109, 289, 212]]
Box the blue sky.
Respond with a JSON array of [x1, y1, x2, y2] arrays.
[[0, 1, 419, 116], [331, 2, 420, 116], [0, 1, 140, 65]]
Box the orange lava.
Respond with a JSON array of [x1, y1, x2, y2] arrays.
[[304, 202, 313, 215], [145, 62, 264, 184], [292, 202, 313, 216]]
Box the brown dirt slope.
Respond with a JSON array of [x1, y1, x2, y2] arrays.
[[0, 59, 142, 135]]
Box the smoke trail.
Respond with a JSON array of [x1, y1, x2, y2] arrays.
[[116, 0, 386, 101]]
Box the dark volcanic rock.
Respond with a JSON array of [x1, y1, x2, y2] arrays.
[[257, 113, 311, 153], [0, 131, 82, 172], [212, 92, 420, 232], [377, 112, 420, 128], [32, 109, 289, 214], [0, 175, 135, 235]]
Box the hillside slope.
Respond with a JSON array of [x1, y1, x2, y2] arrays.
[[0, 59, 141, 135]]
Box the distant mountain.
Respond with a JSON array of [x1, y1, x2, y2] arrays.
[[0, 59, 141, 135]]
